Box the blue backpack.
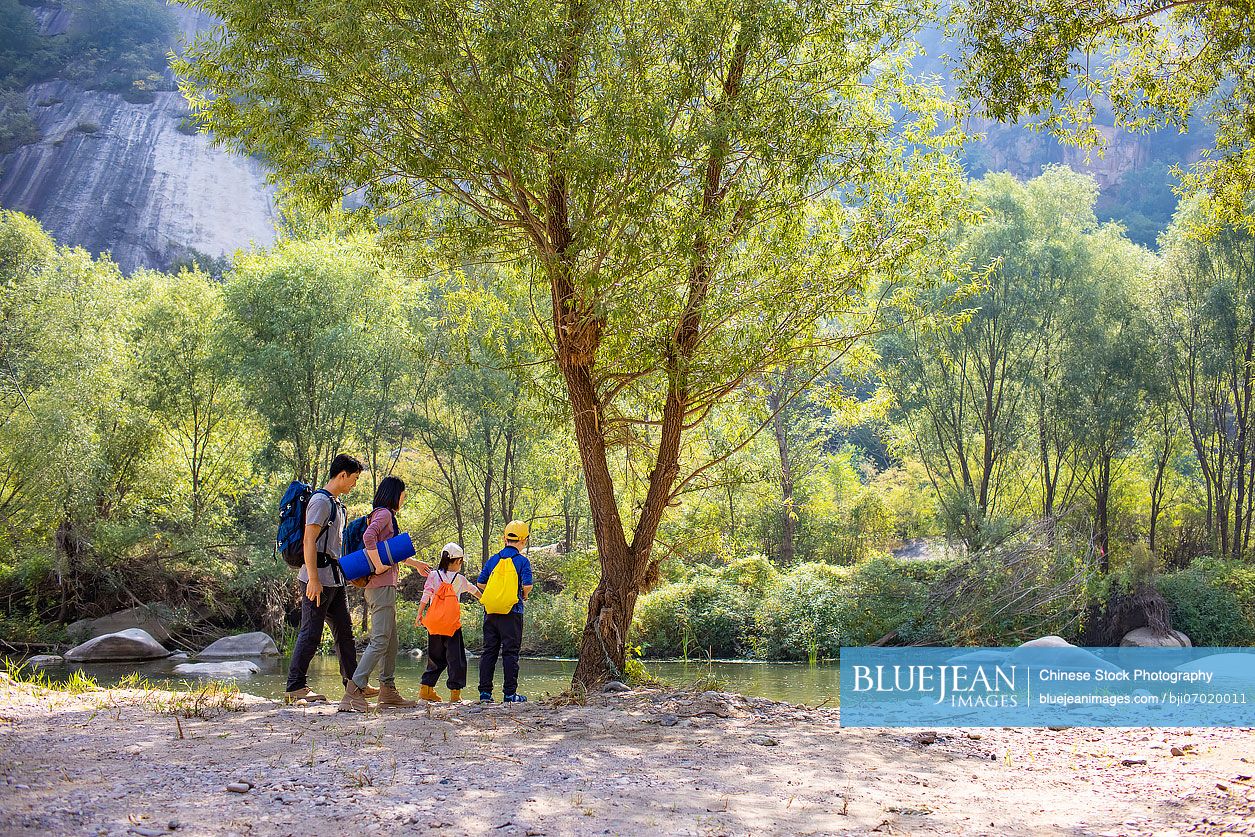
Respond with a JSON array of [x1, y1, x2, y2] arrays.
[[343, 508, 398, 556], [277, 481, 334, 568]]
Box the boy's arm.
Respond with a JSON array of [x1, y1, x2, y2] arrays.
[[520, 556, 534, 601]]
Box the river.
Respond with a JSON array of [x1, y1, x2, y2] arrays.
[[31, 655, 840, 704]]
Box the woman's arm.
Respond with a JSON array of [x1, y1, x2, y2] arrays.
[[362, 510, 392, 574], [403, 558, 431, 576]]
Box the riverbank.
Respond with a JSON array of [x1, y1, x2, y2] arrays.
[[1, 677, 1253, 836]]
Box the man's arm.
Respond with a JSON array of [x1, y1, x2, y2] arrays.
[[303, 522, 323, 606]]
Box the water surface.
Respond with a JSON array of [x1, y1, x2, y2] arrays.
[[32, 655, 840, 705]]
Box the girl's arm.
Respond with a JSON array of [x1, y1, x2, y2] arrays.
[[414, 593, 432, 626], [461, 575, 482, 600]]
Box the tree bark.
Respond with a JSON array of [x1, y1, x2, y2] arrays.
[[767, 376, 796, 564]]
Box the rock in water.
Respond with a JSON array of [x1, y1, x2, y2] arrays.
[[65, 603, 174, 644], [26, 655, 63, 668], [1015, 635, 1073, 650], [1011, 636, 1123, 675], [64, 628, 171, 662], [1120, 627, 1192, 648], [173, 661, 260, 676], [197, 632, 279, 658], [1175, 653, 1255, 684]]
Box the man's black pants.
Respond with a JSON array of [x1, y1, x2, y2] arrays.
[[422, 628, 467, 690], [285, 583, 357, 692], [478, 612, 523, 696]]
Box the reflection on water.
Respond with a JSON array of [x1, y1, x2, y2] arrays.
[[32, 655, 840, 704]]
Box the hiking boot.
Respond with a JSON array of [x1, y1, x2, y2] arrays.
[[479, 691, 494, 703], [362, 685, 379, 699], [504, 693, 527, 703], [337, 680, 371, 713], [378, 684, 417, 708], [449, 689, 462, 703], [284, 687, 326, 705], [419, 685, 443, 702]]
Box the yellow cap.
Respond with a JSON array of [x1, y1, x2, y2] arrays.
[[503, 520, 530, 544]]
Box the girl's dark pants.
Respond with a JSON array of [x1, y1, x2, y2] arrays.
[[478, 612, 523, 696], [422, 628, 467, 690], [285, 583, 357, 692]]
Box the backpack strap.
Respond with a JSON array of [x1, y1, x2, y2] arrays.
[[310, 489, 344, 582]]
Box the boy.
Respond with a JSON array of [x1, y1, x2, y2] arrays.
[[476, 520, 533, 702], [284, 454, 365, 706]]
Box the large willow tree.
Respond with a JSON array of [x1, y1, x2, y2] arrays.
[[177, 0, 963, 685]]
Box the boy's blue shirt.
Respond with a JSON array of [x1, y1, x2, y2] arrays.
[[477, 545, 533, 615]]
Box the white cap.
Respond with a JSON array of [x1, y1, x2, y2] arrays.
[[441, 542, 465, 560]]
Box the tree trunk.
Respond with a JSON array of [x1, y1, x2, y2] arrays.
[[767, 378, 795, 564]]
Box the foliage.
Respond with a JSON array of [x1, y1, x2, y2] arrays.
[[1158, 557, 1255, 647], [950, 0, 1255, 230]]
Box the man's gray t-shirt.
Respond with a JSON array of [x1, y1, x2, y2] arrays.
[[295, 491, 345, 587]]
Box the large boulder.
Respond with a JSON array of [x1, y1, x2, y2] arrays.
[[197, 632, 279, 658], [173, 661, 259, 677], [63, 628, 171, 663], [1120, 627, 1192, 648], [66, 604, 174, 644], [1175, 653, 1255, 684], [1010, 635, 1122, 674]]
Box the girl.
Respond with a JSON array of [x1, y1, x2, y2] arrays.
[[342, 476, 430, 712], [415, 542, 480, 702]]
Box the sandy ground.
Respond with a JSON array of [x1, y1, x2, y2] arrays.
[[1, 676, 1254, 837]]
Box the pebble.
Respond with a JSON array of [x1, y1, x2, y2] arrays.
[[659, 715, 679, 727], [225, 782, 252, 794], [749, 735, 779, 747], [1121, 759, 1147, 767], [966, 733, 983, 740], [125, 745, 142, 756], [915, 731, 938, 745], [1171, 747, 1186, 757], [602, 681, 631, 693]]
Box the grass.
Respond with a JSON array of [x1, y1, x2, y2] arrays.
[[4, 659, 98, 694], [149, 680, 245, 718]]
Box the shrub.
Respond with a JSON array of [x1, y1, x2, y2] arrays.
[[520, 592, 585, 657], [633, 575, 756, 659], [752, 562, 848, 661], [1158, 557, 1255, 646]]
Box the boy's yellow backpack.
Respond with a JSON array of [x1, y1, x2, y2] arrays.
[[480, 548, 520, 615]]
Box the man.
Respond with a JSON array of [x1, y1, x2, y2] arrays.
[[284, 454, 365, 707], [476, 519, 534, 703]]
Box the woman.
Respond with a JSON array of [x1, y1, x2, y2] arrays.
[[340, 476, 429, 712]]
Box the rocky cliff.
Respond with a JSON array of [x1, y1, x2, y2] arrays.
[[0, 5, 276, 273]]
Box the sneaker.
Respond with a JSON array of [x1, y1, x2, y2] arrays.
[[503, 693, 527, 703], [284, 687, 326, 705], [479, 691, 494, 703], [337, 680, 371, 713]]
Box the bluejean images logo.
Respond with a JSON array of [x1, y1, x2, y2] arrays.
[[839, 646, 1255, 728], [850, 662, 1020, 708]]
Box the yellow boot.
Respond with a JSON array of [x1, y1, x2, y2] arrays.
[[449, 689, 461, 703], [419, 684, 443, 702]]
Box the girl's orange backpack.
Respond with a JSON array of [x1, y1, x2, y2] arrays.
[[422, 571, 462, 636]]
